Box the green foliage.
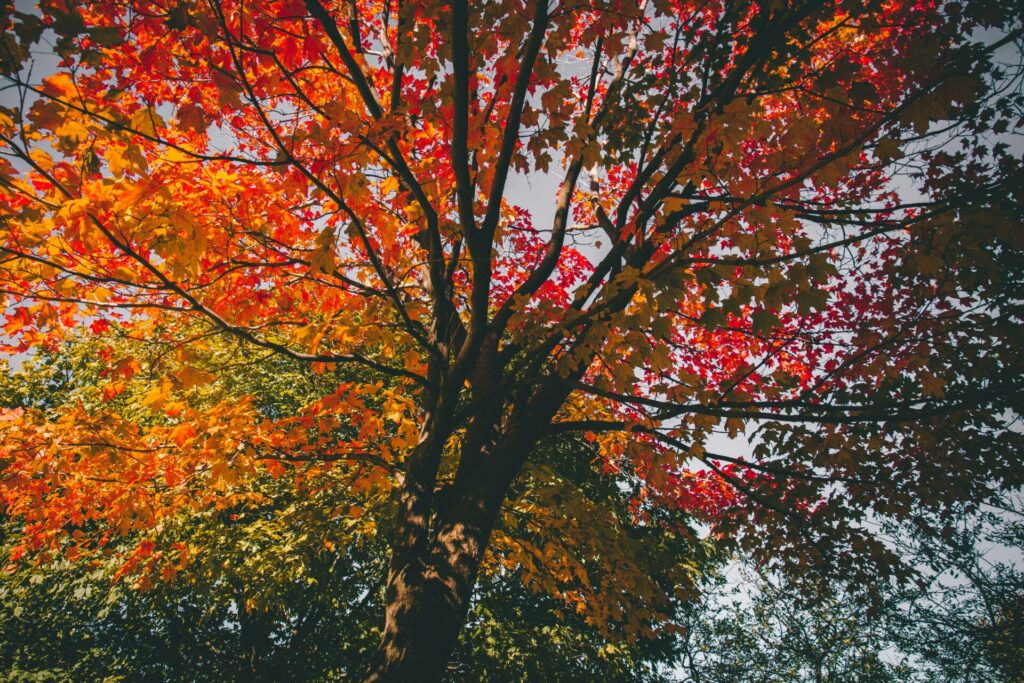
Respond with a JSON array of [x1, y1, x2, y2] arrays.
[[0, 479, 383, 682]]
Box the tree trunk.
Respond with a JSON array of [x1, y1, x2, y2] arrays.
[[364, 514, 492, 682], [364, 372, 570, 681]]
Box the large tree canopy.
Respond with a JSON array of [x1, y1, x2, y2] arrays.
[[1, 0, 1022, 678]]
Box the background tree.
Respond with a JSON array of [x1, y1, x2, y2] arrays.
[[1, 0, 1022, 678], [674, 504, 1024, 683], [675, 569, 910, 683], [887, 506, 1024, 683]]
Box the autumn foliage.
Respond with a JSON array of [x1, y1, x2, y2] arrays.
[[1, 0, 1022, 679]]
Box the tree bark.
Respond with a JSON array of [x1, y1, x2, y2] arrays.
[[364, 340, 575, 680], [364, 506, 494, 682], [364, 417, 537, 680]]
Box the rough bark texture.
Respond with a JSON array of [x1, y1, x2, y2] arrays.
[[365, 514, 492, 682], [364, 371, 576, 679]]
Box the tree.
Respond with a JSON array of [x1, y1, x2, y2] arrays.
[[888, 505, 1024, 682], [1, 0, 1022, 678], [1, 334, 714, 681], [673, 503, 1024, 683], [675, 568, 911, 683]]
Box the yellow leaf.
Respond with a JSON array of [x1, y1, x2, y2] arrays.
[[309, 226, 336, 275], [379, 175, 400, 196], [142, 379, 171, 410], [130, 107, 165, 138], [42, 73, 75, 97], [175, 366, 216, 390], [29, 148, 54, 171], [106, 144, 148, 176], [55, 119, 89, 143]]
